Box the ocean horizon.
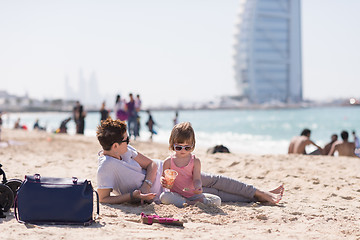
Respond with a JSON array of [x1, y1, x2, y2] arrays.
[[2, 106, 359, 155]]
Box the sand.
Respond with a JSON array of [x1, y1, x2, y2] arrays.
[[0, 128, 359, 240]]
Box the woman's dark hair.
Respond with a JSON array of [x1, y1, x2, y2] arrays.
[[115, 94, 121, 103], [97, 118, 127, 150]]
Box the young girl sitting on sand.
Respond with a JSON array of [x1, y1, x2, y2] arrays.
[[160, 122, 221, 207], [160, 122, 284, 208]]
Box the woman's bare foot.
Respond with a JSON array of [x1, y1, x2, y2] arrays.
[[270, 184, 284, 195], [254, 184, 284, 204]]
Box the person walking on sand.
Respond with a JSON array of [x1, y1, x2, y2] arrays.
[[96, 118, 284, 205], [134, 94, 142, 138], [100, 101, 110, 122], [173, 111, 179, 126], [352, 131, 359, 147], [323, 134, 338, 156], [126, 93, 137, 140], [0, 111, 4, 141], [288, 128, 322, 155], [329, 130, 357, 157], [135, 94, 142, 112], [114, 94, 128, 121], [146, 110, 156, 141], [73, 101, 86, 134], [159, 122, 221, 207]]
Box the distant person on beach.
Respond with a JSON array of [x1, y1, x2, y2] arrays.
[[14, 118, 27, 130], [173, 111, 179, 126], [352, 130, 360, 157], [328, 130, 357, 157], [100, 101, 110, 122], [57, 117, 72, 133], [33, 119, 46, 131], [135, 94, 142, 112], [126, 93, 137, 140], [14, 118, 21, 129], [352, 131, 359, 146], [0, 111, 4, 141], [135, 94, 142, 138], [0, 111, 3, 126], [146, 110, 156, 141], [73, 101, 86, 134], [323, 134, 338, 156], [114, 94, 128, 121], [288, 128, 322, 155], [96, 118, 284, 205]]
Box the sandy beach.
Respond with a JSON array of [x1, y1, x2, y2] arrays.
[[0, 128, 359, 240]]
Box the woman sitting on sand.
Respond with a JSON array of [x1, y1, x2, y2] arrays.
[[96, 118, 284, 205]]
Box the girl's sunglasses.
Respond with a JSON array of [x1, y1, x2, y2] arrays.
[[174, 145, 192, 151]]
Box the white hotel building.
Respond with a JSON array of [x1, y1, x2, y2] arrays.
[[233, 0, 302, 104]]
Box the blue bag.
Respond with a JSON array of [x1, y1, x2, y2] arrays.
[[15, 174, 99, 225]]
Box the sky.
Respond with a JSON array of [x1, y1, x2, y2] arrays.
[[1, 0, 360, 108]]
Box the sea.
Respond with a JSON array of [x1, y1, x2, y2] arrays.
[[2, 106, 359, 155]]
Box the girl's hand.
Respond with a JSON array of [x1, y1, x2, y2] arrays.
[[160, 176, 166, 186], [139, 182, 151, 194], [160, 176, 173, 189], [193, 187, 203, 195], [183, 187, 203, 194]]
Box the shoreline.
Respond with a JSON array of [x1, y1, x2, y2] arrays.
[[0, 129, 359, 239], [1, 103, 359, 113]]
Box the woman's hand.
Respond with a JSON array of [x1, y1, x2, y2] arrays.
[[133, 190, 156, 204], [139, 182, 151, 194]]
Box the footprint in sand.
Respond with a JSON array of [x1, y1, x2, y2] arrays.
[[312, 178, 320, 184], [256, 214, 268, 220], [341, 196, 354, 200], [228, 161, 240, 167]]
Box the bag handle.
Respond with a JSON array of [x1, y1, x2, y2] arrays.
[[94, 188, 100, 220], [88, 180, 100, 220], [34, 173, 41, 180], [83, 188, 100, 226], [14, 195, 25, 224], [14, 195, 18, 221]]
